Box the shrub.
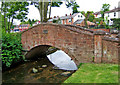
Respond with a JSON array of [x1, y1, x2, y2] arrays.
[[1, 31, 23, 67]]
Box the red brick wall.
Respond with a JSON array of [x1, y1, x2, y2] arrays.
[[90, 29, 110, 33], [21, 23, 94, 65], [21, 23, 119, 65], [93, 32, 119, 64], [102, 38, 119, 63]]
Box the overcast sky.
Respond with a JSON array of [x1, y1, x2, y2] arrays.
[[8, 0, 120, 24]]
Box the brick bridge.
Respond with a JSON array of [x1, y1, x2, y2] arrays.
[[21, 23, 120, 65]]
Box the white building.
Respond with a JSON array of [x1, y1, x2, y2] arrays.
[[93, 1, 120, 25]]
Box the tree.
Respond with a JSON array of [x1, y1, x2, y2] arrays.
[[20, 19, 39, 26], [88, 11, 95, 22], [31, 1, 62, 22], [100, 3, 110, 19], [111, 18, 120, 30], [1, 2, 29, 33], [65, 0, 79, 14], [0, 12, 8, 30], [81, 11, 93, 28], [49, 1, 63, 19]]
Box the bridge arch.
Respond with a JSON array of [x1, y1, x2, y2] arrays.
[[21, 23, 94, 65]]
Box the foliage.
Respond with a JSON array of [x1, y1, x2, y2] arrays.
[[1, 2, 29, 32], [87, 12, 95, 22], [100, 3, 110, 19], [0, 12, 8, 29], [81, 11, 94, 28], [53, 18, 61, 24], [66, 0, 80, 14], [111, 18, 120, 30], [31, 2, 63, 22], [64, 63, 118, 83], [1, 31, 23, 67], [20, 19, 39, 27]]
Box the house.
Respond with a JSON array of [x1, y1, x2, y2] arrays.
[[48, 13, 96, 27], [12, 24, 30, 32], [73, 19, 96, 27], [48, 13, 85, 25], [93, 1, 120, 25]]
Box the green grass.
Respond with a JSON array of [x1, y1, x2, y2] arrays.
[[64, 63, 118, 83]]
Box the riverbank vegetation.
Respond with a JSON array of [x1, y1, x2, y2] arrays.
[[64, 63, 118, 83], [2, 30, 23, 68]]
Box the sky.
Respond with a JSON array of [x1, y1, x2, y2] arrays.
[[1, 0, 120, 25]]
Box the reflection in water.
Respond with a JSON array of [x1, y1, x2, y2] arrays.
[[2, 57, 75, 84], [47, 50, 78, 70]]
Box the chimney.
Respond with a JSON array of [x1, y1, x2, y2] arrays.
[[65, 14, 67, 16]]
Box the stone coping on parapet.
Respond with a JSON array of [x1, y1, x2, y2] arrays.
[[102, 36, 119, 43], [93, 30, 110, 35], [64, 24, 94, 33]]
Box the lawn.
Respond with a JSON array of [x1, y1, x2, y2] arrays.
[[64, 63, 118, 83]]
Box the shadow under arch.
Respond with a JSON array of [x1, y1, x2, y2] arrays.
[[25, 45, 79, 65]]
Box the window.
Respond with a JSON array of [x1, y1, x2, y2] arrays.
[[114, 12, 116, 17], [78, 15, 80, 17], [81, 15, 83, 18], [68, 19, 72, 22]]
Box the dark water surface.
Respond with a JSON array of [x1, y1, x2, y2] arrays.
[[2, 57, 74, 84]]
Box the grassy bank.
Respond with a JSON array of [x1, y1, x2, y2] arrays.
[[64, 63, 118, 83]]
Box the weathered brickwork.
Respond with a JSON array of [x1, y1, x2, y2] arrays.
[[21, 23, 94, 65], [102, 39, 119, 63], [21, 23, 119, 65]]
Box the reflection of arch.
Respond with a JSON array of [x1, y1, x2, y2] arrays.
[[21, 23, 94, 66]]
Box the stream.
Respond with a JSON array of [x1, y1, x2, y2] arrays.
[[2, 57, 75, 84]]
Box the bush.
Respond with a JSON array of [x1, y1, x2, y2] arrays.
[[1, 31, 23, 67]]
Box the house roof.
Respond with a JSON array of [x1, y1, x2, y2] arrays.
[[73, 19, 96, 25], [93, 7, 120, 15], [87, 21, 96, 25], [19, 24, 29, 27], [105, 7, 120, 13], [73, 19, 84, 25], [15, 24, 30, 28], [48, 13, 80, 22]]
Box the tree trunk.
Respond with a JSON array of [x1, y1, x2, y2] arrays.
[[39, 2, 42, 22], [49, 0, 52, 19], [4, 12, 6, 32], [44, 2, 49, 22], [8, 17, 10, 33], [10, 16, 14, 30], [41, 1, 44, 22], [3, 3, 7, 32]]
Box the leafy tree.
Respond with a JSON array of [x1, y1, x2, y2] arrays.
[[49, 1, 63, 19], [20, 19, 39, 26], [111, 18, 120, 30], [65, 0, 80, 14], [0, 12, 8, 29], [100, 3, 110, 19], [81, 11, 93, 28], [1, 2, 29, 33], [31, 1, 62, 22], [88, 11, 95, 22]]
